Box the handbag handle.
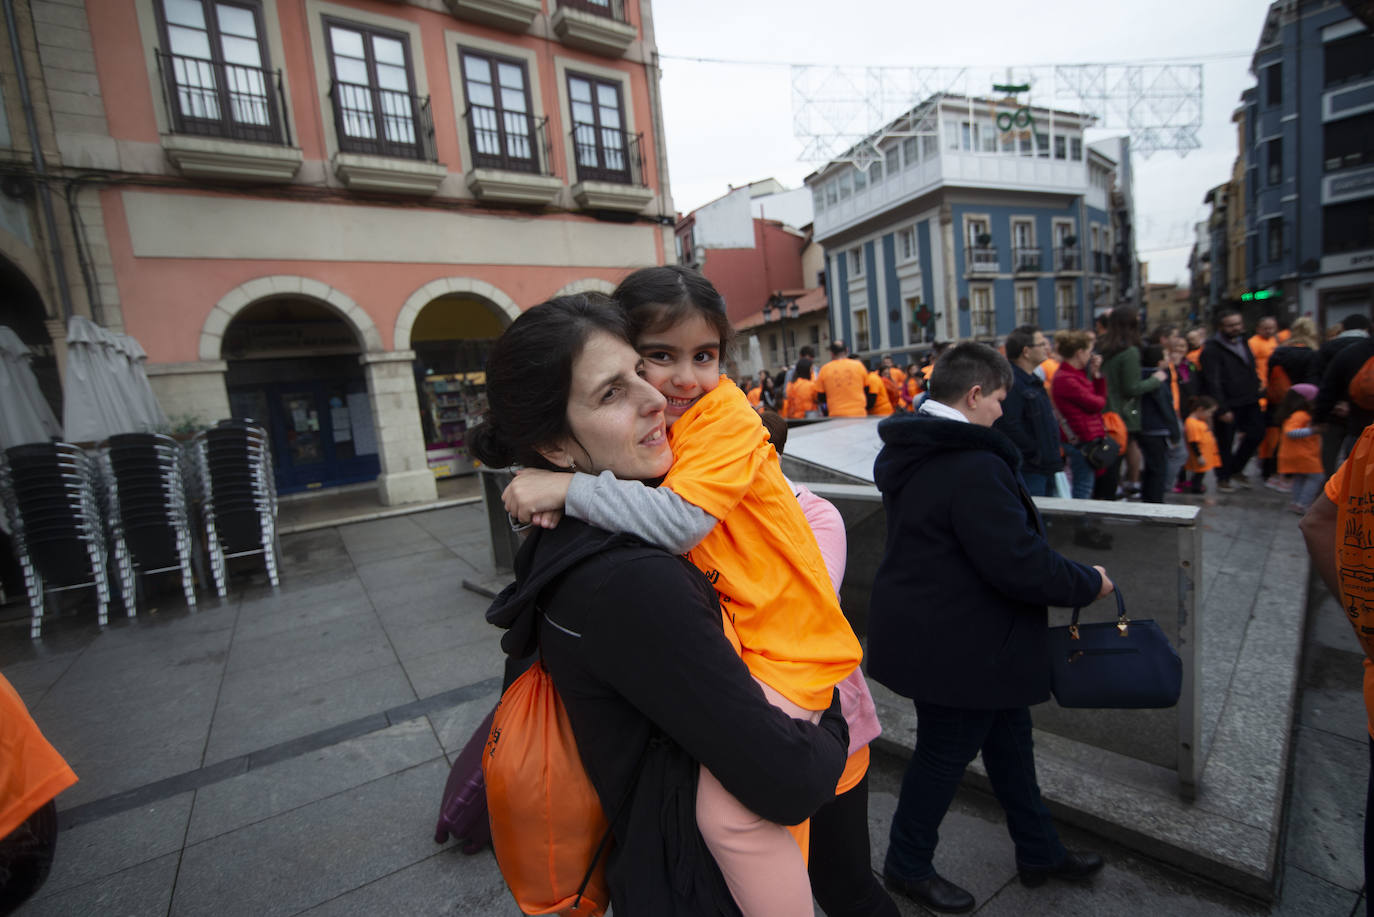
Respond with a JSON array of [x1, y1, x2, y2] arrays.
[[1067, 583, 1128, 640]]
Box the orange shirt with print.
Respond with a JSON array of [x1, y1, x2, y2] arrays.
[[1, 674, 77, 839], [866, 372, 894, 416], [1249, 334, 1278, 388], [1279, 410, 1323, 475], [784, 376, 817, 419], [1324, 425, 1374, 737], [1185, 416, 1220, 473], [814, 358, 869, 417]]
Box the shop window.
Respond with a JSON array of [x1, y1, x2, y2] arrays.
[[155, 0, 284, 144], [460, 50, 539, 173], [324, 19, 430, 160]]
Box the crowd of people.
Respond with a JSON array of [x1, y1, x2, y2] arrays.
[[744, 306, 1369, 514]]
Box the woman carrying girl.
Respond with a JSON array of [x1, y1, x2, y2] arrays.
[[504, 266, 893, 917]]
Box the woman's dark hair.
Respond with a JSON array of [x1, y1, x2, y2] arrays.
[[1099, 306, 1142, 359], [613, 265, 735, 352], [794, 356, 813, 381], [1141, 344, 1165, 367], [468, 293, 629, 470]]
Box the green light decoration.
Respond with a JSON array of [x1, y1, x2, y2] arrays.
[[1240, 288, 1280, 302], [991, 82, 1034, 135], [992, 83, 1031, 94]]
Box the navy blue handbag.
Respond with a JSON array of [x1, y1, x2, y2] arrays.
[[1047, 586, 1183, 709]]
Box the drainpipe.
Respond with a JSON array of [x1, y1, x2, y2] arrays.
[[4, 0, 75, 323]]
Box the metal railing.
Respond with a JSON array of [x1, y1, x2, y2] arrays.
[[329, 79, 436, 162], [1053, 246, 1082, 272], [570, 124, 643, 185], [557, 0, 628, 21], [1013, 246, 1042, 272], [855, 331, 870, 352], [464, 107, 553, 176], [968, 246, 999, 273], [971, 308, 995, 336], [155, 50, 291, 146]]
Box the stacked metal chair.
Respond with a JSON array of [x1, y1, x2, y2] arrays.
[[190, 420, 279, 596], [101, 432, 197, 613], [0, 442, 114, 638]]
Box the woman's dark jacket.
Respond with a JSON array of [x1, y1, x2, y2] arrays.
[[1101, 345, 1162, 433], [866, 414, 1102, 709], [994, 363, 1062, 475], [1140, 365, 1181, 440], [487, 518, 848, 917], [1268, 343, 1318, 389]]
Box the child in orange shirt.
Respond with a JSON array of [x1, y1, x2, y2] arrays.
[[504, 266, 865, 917], [1277, 383, 1324, 513], [1184, 396, 1221, 497]]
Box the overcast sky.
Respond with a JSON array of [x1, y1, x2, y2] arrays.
[[653, 0, 1272, 287]]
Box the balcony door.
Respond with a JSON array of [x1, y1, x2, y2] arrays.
[[568, 74, 629, 183], [157, 0, 279, 142]]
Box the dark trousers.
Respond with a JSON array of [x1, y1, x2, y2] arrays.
[[885, 703, 1065, 882], [1139, 434, 1169, 504], [1215, 401, 1264, 483], [0, 799, 57, 915], [809, 772, 900, 917], [1091, 456, 1120, 500]]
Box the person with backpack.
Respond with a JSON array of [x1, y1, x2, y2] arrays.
[[1200, 310, 1266, 492], [473, 295, 850, 916]]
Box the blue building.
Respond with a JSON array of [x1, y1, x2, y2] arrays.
[[1240, 2, 1374, 327], [805, 93, 1132, 358]]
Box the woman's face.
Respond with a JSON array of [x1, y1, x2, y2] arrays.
[[552, 331, 672, 481], [637, 312, 722, 428], [1067, 347, 1091, 369]]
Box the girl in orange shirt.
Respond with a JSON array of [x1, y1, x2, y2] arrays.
[[1276, 383, 1324, 513], [783, 357, 819, 419], [1184, 395, 1221, 496], [503, 266, 871, 917]]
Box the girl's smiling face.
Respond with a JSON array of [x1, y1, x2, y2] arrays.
[[637, 312, 722, 428]]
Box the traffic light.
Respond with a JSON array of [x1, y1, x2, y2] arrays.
[[1240, 288, 1280, 302]]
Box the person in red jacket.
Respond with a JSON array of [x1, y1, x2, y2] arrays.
[[1050, 330, 1110, 500]]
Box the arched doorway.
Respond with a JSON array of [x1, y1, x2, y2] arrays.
[[0, 254, 58, 419], [409, 294, 508, 478], [222, 297, 381, 493]]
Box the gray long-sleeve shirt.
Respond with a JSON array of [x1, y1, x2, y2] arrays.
[[566, 471, 717, 555]]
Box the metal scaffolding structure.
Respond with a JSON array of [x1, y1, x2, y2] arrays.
[[792, 63, 1204, 167]]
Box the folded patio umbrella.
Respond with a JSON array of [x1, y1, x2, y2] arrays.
[[62, 315, 168, 443], [0, 325, 62, 451]]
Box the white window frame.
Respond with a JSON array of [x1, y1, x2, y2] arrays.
[[898, 226, 917, 262], [854, 308, 870, 352], [849, 247, 864, 277], [1014, 283, 1037, 326], [970, 285, 994, 337], [1056, 282, 1076, 328]]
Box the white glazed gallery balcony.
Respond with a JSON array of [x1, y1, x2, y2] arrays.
[[814, 149, 1089, 241]]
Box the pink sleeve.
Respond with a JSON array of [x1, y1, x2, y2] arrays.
[[793, 485, 881, 752], [793, 485, 846, 594]]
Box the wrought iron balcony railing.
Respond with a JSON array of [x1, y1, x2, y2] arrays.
[[569, 124, 643, 185], [968, 246, 999, 273], [557, 0, 627, 21], [329, 79, 436, 162], [155, 50, 291, 146], [464, 107, 553, 176], [1013, 247, 1042, 272]]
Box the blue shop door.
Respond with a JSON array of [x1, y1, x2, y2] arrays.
[[230, 382, 380, 493]]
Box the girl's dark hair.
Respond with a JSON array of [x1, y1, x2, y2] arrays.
[[613, 265, 735, 352], [1099, 306, 1142, 359], [1272, 387, 1312, 428], [794, 356, 813, 380], [468, 293, 629, 470], [1183, 394, 1218, 416]]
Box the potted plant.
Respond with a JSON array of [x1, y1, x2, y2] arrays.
[[976, 232, 993, 247]]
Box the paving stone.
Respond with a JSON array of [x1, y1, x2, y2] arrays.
[[428, 690, 503, 757], [12, 850, 179, 917], [403, 634, 504, 699], [1309, 590, 1362, 654], [382, 601, 496, 662], [232, 591, 377, 644], [0, 653, 80, 706], [338, 515, 440, 556], [1269, 862, 1361, 917], [356, 548, 460, 594], [292, 848, 512, 916], [365, 565, 472, 614], [170, 760, 449, 917], [214, 630, 399, 715], [1285, 725, 1367, 893], [187, 717, 444, 845], [27, 793, 192, 900], [223, 606, 389, 677], [204, 661, 417, 763]]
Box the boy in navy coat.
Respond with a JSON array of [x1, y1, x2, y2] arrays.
[[868, 342, 1115, 913]]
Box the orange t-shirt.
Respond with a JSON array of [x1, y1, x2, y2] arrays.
[[663, 380, 862, 713], [746, 386, 762, 408], [1, 674, 77, 839], [814, 358, 869, 417], [1278, 328, 1291, 343], [1039, 358, 1060, 384], [1185, 415, 1220, 473], [1186, 347, 1202, 369], [887, 367, 907, 386], [1323, 425, 1374, 737], [1249, 334, 1278, 388], [784, 376, 817, 419], [1279, 410, 1323, 475], [866, 372, 894, 416]]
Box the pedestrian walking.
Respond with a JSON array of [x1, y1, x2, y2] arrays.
[[1184, 396, 1222, 498], [869, 342, 1111, 914], [1051, 330, 1111, 500], [815, 341, 872, 417], [1200, 310, 1265, 492], [993, 325, 1062, 497], [1100, 306, 1167, 499]]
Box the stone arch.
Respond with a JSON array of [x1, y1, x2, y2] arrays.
[[394, 277, 521, 352], [199, 275, 383, 361], [551, 277, 617, 298]]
